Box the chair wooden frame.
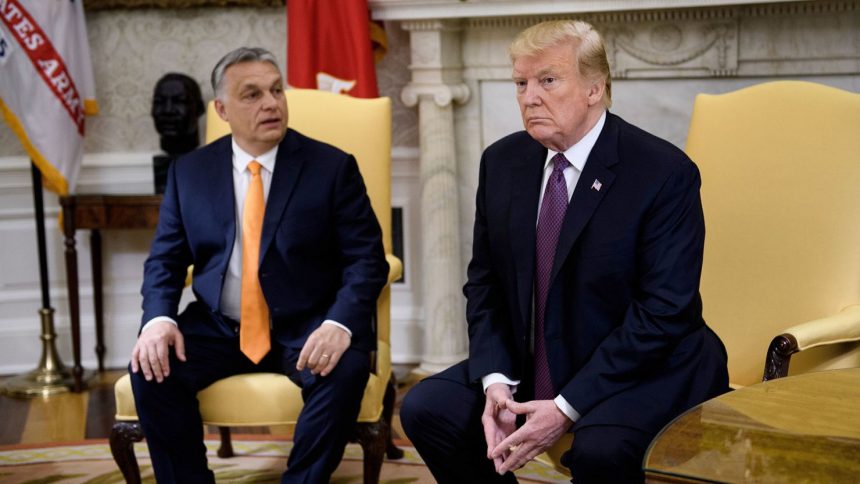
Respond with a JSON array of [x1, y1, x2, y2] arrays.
[[109, 355, 403, 484]]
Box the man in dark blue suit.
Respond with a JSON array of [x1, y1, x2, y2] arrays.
[[401, 20, 729, 483], [129, 47, 388, 483]]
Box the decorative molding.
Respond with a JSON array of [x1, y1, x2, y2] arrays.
[[84, 0, 283, 9], [401, 83, 471, 108], [462, 0, 859, 30], [401, 18, 464, 32], [401, 18, 471, 107], [370, 0, 809, 21], [605, 19, 739, 78], [745, 1, 859, 16], [391, 146, 421, 162], [467, 8, 738, 29], [392, 1, 858, 26], [0, 281, 142, 305], [613, 24, 721, 65]]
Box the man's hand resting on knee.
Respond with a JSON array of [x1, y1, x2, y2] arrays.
[[131, 321, 186, 383], [297, 323, 351, 377]]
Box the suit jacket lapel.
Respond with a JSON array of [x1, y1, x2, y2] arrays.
[[510, 140, 546, 328], [549, 114, 619, 286], [259, 130, 305, 263], [211, 137, 237, 256]]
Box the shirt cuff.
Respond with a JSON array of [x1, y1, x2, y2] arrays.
[[553, 395, 581, 423], [481, 373, 520, 394], [140, 316, 178, 334], [322, 319, 352, 337]]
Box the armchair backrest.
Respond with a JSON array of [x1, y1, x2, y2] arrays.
[[686, 81, 860, 386], [205, 90, 392, 254], [205, 89, 393, 343]]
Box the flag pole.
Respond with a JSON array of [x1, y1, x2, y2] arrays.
[[3, 161, 75, 398]]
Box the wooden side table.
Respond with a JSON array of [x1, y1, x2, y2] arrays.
[[59, 195, 162, 391]]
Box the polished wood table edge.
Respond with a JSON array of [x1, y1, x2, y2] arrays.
[[58, 194, 163, 391], [643, 368, 860, 483], [645, 470, 723, 483], [643, 409, 724, 483]]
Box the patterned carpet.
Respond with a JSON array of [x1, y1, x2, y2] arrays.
[[0, 437, 571, 483]]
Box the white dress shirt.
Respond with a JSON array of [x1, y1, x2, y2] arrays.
[[482, 111, 607, 423], [141, 139, 351, 337]]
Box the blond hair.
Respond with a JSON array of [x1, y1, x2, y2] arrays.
[[509, 20, 612, 108]]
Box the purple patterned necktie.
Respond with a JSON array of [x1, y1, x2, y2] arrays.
[[534, 153, 570, 400]]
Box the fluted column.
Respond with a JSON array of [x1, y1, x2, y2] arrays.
[[401, 20, 470, 373]]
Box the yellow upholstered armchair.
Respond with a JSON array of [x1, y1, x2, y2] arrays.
[[110, 89, 403, 483], [686, 81, 860, 387]]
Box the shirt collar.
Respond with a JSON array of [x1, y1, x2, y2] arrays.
[[544, 110, 607, 172], [231, 139, 278, 174]]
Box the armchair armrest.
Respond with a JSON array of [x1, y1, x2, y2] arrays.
[[763, 304, 860, 381], [385, 254, 403, 285]]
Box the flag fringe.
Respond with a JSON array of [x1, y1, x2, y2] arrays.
[[0, 96, 69, 195]]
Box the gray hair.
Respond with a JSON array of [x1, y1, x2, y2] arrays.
[[210, 47, 280, 99]]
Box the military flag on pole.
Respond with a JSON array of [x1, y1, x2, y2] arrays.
[[0, 0, 98, 194]]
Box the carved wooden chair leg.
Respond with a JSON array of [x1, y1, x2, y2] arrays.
[[110, 421, 144, 484], [217, 426, 235, 458], [383, 376, 404, 459], [354, 420, 387, 484]]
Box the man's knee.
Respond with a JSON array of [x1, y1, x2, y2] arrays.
[[563, 426, 651, 483], [399, 379, 437, 440], [128, 367, 157, 403], [401, 373, 481, 439], [318, 348, 370, 388]]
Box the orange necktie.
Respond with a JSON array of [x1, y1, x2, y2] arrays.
[[240, 161, 270, 363]]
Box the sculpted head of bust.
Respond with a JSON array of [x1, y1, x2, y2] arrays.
[[151, 73, 205, 155]]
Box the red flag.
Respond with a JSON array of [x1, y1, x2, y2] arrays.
[[287, 0, 382, 98]]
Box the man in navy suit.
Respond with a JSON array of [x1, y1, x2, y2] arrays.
[[129, 47, 388, 483], [401, 20, 729, 483]]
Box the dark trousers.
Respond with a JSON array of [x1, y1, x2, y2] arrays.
[[129, 334, 370, 484], [400, 361, 652, 484]]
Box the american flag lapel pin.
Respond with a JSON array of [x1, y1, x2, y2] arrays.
[[591, 179, 602, 192]]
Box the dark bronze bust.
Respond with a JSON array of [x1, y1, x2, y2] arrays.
[[152, 73, 204, 154], [151, 73, 204, 192]]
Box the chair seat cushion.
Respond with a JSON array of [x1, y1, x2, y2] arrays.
[[115, 341, 391, 426], [534, 433, 573, 478]]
